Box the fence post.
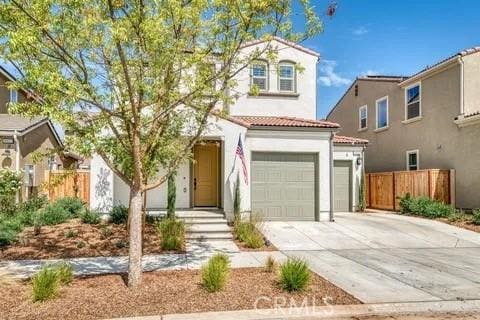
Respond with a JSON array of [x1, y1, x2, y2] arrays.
[[392, 172, 396, 211], [427, 170, 432, 200], [449, 169, 456, 207], [368, 173, 372, 209]]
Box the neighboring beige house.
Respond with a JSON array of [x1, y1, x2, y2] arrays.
[[0, 66, 80, 199], [327, 47, 480, 210]]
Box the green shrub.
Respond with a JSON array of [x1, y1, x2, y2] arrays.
[[32, 266, 60, 302], [234, 216, 265, 249], [35, 204, 71, 226], [54, 262, 73, 285], [81, 210, 101, 225], [53, 197, 85, 217], [265, 255, 277, 273], [0, 169, 22, 216], [64, 229, 77, 238], [473, 209, 480, 226], [100, 225, 113, 239], [109, 204, 128, 224], [0, 223, 18, 246], [167, 172, 176, 218], [201, 253, 230, 292], [398, 194, 454, 219], [76, 240, 86, 248], [279, 258, 311, 292], [157, 217, 185, 250]]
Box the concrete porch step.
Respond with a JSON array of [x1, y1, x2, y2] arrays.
[[177, 212, 225, 219], [186, 232, 233, 241], [187, 224, 231, 233], [183, 218, 228, 225]]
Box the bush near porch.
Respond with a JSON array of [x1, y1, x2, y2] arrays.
[[398, 194, 480, 232]]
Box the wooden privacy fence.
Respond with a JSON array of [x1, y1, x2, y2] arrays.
[[44, 170, 90, 205], [366, 169, 455, 211]]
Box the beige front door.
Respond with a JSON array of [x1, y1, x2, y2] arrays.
[[194, 143, 219, 207]]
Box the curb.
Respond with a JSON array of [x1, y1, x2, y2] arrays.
[[108, 299, 480, 320]]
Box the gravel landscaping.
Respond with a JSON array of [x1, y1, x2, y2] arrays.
[[0, 219, 184, 260], [0, 268, 360, 320]]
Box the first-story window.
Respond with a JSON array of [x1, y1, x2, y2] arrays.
[[376, 96, 389, 129], [406, 150, 419, 171], [9, 89, 18, 103], [359, 105, 367, 129], [24, 164, 35, 186], [251, 62, 268, 91]]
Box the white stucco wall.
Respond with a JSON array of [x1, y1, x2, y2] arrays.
[[90, 154, 114, 212], [333, 145, 365, 211], [245, 130, 332, 221], [229, 39, 318, 119]]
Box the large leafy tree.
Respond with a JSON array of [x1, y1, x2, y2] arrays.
[[0, 0, 323, 287]]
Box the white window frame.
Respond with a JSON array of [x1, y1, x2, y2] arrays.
[[24, 164, 35, 186], [358, 105, 368, 130], [404, 82, 422, 121], [9, 89, 18, 103], [375, 96, 389, 130], [406, 149, 419, 171], [278, 61, 296, 93], [250, 61, 268, 91]]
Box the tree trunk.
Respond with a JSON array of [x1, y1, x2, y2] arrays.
[[127, 185, 143, 288]]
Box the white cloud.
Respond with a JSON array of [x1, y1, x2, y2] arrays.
[[317, 60, 351, 87], [352, 26, 368, 36]]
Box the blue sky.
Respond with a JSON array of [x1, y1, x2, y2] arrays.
[[301, 0, 480, 119]]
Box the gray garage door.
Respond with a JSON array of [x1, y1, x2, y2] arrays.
[[334, 160, 351, 212], [251, 152, 316, 221]]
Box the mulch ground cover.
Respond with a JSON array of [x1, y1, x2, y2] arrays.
[[0, 219, 183, 260], [0, 268, 360, 320]]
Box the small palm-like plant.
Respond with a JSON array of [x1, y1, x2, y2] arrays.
[[265, 255, 277, 273], [32, 266, 60, 302], [279, 258, 311, 292], [201, 253, 230, 292]]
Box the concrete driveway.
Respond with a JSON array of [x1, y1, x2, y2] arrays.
[[264, 212, 480, 304]]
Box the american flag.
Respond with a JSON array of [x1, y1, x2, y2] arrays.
[[236, 135, 248, 185]]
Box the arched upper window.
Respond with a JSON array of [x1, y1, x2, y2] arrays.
[[250, 60, 268, 91], [278, 61, 296, 92]]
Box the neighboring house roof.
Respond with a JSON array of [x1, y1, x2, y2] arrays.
[[240, 36, 320, 58], [399, 46, 480, 86], [231, 115, 340, 129], [0, 65, 41, 101], [0, 114, 63, 147], [333, 135, 368, 145]]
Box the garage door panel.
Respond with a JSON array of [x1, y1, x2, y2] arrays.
[[252, 152, 316, 221]]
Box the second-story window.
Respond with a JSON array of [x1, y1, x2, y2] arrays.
[[376, 96, 389, 129], [406, 83, 421, 120], [10, 89, 18, 103], [251, 61, 268, 91], [359, 105, 367, 129], [278, 62, 295, 92]]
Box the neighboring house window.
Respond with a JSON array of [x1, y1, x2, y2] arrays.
[[10, 90, 18, 103], [251, 61, 268, 91], [24, 164, 35, 186], [359, 105, 367, 129], [47, 156, 57, 170], [376, 96, 389, 129], [405, 83, 421, 120], [278, 62, 295, 92], [406, 150, 419, 171]]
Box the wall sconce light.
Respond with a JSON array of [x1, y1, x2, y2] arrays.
[[356, 157, 363, 166]]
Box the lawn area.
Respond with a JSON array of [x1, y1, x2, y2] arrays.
[[0, 268, 360, 320]]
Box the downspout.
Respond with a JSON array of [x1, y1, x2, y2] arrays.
[[329, 132, 334, 222], [458, 56, 465, 115], [13, 130, 21, 203]]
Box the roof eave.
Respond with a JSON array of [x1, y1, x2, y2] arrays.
[[248, 125, 340, 132], [399, 57, 459, 87]]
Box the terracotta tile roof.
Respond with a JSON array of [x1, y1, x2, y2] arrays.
[[231, 116, 340, 129], [333, 135, 368, 145], [240, 36, 320, 57]]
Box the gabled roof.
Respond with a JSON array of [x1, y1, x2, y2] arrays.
[[240, 36, 320, 58], [0, 114, 63, 147], [333, 135, 368, 145], [231, 115, 340, 129], [400, 46, 480, 86]]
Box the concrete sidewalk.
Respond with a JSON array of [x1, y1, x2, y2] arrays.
[[0, 240, 287, 279], [109, 300, 480, 320]]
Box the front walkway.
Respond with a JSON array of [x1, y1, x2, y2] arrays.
[[0, 240, 287, 279], [264, 212, 480, 304]]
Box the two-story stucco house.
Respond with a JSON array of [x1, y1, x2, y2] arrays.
[[0, 66, 80, 200], [327, 47, 480, 209], [90, 37, 368, 222]]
